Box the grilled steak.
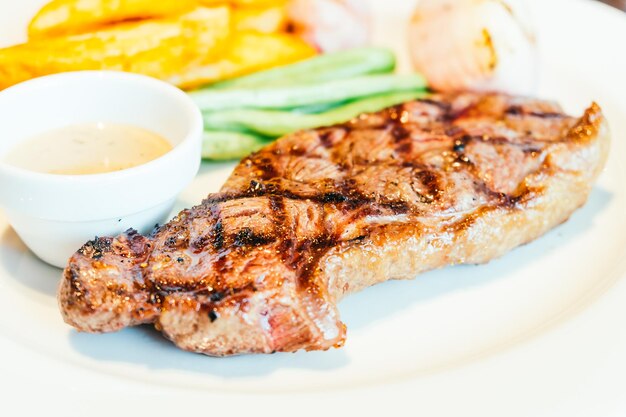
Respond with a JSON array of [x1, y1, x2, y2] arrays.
[[59, 92, 610, 356]]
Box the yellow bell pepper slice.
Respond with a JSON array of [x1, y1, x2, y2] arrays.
[[1, 7, 230, 90], [28, 0, 198, 39]]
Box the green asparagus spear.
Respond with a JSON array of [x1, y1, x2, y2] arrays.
[[208, 47, 396, 89], [191, 74, 427, 111], [202, 131, 270, 160], [203, 91, 427, 137], [287, 101, 347, 114]]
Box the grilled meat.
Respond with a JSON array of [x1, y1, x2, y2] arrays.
[[58, 92, 610, 356]]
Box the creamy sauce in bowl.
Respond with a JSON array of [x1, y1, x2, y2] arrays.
[[3, 122, 172, 175]]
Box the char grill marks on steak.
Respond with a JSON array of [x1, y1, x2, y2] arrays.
[[59, 93, 609, 356]]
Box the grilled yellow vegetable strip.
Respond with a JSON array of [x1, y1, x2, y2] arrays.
[[233, 5, 288, 33], [170, 31, 315, 90], [28, 0, 198, 39], [0, 7, 230, 90], [200, 0, 288, 6]]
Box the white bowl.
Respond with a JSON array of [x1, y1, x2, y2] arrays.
[[0, 71, 203, 268]]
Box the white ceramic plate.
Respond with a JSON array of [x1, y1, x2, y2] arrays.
[[1, 0, 626, 416]]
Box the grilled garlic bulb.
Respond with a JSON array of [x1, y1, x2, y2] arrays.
[[287, 0, 371, 52], [409, 0, 538, 94]]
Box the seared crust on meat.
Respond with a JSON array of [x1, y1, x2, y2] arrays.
[[58, 93, 610, 356]]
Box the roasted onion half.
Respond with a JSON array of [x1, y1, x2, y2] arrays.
[[409, 0, 538, 95], [287, 0, 371, 52]]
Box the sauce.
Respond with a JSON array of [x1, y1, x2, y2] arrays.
[[4, 122, 172, 175]]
